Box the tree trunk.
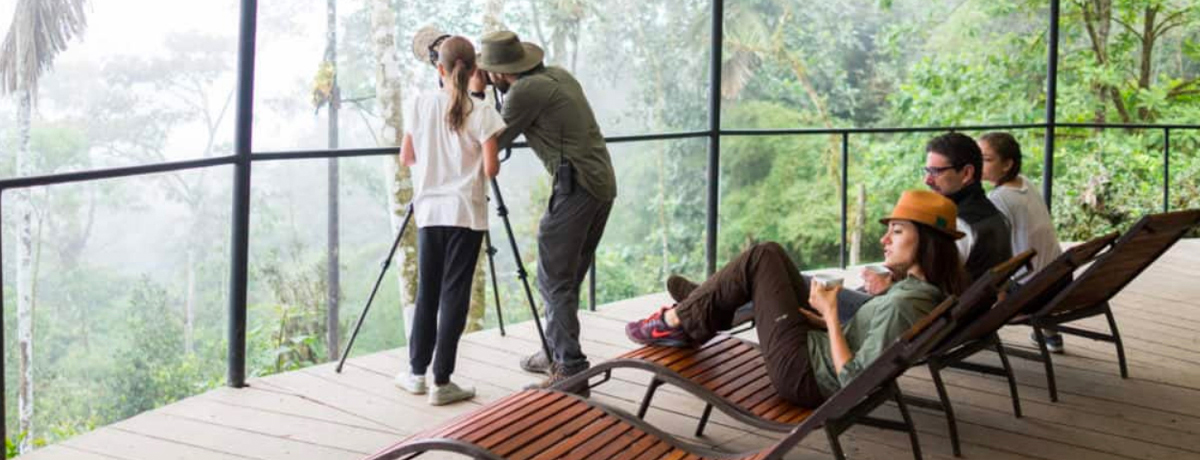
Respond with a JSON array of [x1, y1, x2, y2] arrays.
[[15, 82, 36, 455], [1136, 6, 1157, 121], [1079, 0, 1133, 124], [850, 183, 865, 266], [185, 247, 196, 353], [372, 0, 418, 341], [653, 68, 668, 281], [484, 0, 505, 32], [325, 0, 342, 361]]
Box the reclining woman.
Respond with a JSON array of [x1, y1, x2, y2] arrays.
[[626, 190, 969, 407]]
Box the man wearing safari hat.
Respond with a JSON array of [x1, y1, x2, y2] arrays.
[[473, 30, 617, 393]]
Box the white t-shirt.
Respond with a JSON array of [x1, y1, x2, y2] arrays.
[[955, 218, 975, 265], [404, 91, 506, 231], [987, 175, 1063, 276]]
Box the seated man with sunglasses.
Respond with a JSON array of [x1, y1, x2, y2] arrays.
[[862, 132, 1013, 297]]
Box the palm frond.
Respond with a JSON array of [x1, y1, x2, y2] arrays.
[[1, 0, 89, 96], [721, 47, 759, 100]]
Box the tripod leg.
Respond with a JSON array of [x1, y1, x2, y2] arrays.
[[337, 203, 413, 373], [484, 231, 505, 336], [490, 177, 553, 363]]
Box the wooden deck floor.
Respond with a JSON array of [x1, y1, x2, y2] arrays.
[[17, 240, 1200, 460]]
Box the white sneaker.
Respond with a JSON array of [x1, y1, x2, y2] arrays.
[[1029, 330, 1065, 354], [429, 381, 476, 406], [394, 373, 427, 395]]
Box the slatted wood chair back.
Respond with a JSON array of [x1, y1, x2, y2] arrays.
[[933, 250, 1036, 345], [1034, 210, 1200, 319], [946, 232, 1118, 346]]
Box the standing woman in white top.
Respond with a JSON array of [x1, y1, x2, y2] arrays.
[[978, 132, 1066, 353], [394, 36, 506, 405]]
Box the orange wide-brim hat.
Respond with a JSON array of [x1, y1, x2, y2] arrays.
[[879, 190, 966, 240]]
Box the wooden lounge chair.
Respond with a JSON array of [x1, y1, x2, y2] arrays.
[[551, 252, 1027, 460], [363, 290, 962, 460], [905, 234, 1117, 456], [1006, 209, 1200, 402]]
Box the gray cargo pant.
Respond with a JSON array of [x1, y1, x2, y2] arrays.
[[537, 188, 613, 375]]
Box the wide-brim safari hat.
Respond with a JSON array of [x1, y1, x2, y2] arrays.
[[879, 190, 966, 240], [477, 30, 544, 74], [412, 25, 450, 67]]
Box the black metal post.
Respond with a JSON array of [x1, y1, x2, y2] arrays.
[[707, 0, 724, 276], [228, 0, 258, 388], [840, 132, 849, 269], [1043, 0, 1060, 210], [324, 0, 341, 363], [1163, 128, 1170, 212]]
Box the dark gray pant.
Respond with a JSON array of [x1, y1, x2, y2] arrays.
[[674, 242, 826, 407], [538, 190, 613, 374], [409, 226, 484, 385], [834, 285, 873, 322]]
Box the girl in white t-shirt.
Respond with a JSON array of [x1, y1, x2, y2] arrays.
[[979, 132, 1066, 353], [394, 36, 506, 405]]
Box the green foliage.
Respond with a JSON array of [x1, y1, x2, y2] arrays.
[[6, 432, 46, 458], [251, 245, 330, 373]]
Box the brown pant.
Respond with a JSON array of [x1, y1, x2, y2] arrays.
[[673, 242, 826, 407]]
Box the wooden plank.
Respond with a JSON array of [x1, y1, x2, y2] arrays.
[[58, 424, 254, 460], [251, 366, 466, 435], [898, 373, 1200, 454], [114, 412, 365, 459], [904, 358, 1200, 434], [200, 386, 400, 433], [155, 398, 400, 453]]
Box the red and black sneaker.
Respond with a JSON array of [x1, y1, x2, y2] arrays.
[[625, 307, 692, 347]]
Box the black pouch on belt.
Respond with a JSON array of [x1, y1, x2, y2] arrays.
[[554, 160, 574, 196]]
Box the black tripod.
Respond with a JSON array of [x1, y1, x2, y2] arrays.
[[335, 153, 551, 374]]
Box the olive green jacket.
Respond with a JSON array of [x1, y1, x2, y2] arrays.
[[496, 66, 617, 201], [807, 277, 944, 396]]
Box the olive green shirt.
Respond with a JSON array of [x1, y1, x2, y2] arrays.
[[808, 278, 944, 397], [496, 66, 618, 201]]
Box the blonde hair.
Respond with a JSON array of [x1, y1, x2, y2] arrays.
[[438, 36, 475, 132]]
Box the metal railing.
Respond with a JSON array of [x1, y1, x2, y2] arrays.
[[1, 0, 1198, 444]]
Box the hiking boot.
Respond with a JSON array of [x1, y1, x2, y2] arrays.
[[520, 349, 551, 375], [524, 364, 590, 398], [394, 373, 427, 395], [428, 381, 476, 406], [666, 274, 699, 302], [625, 307, 692, 347], [1029, 330, 1065, 354]]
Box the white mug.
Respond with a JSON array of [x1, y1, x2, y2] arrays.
[[813, 273, 844, 289], [866, 264, 892, 276]]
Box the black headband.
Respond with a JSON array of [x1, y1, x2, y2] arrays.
[[428, 34, 451, 67]]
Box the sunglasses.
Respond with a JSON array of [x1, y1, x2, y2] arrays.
[[922, 165, 960, 177]]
